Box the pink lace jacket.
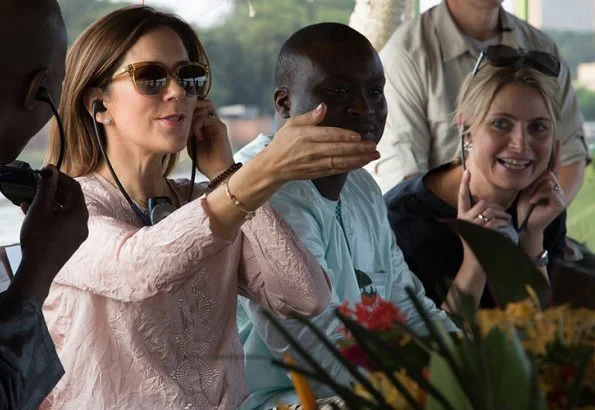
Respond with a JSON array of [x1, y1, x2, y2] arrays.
[[41, 174, 330, 409]]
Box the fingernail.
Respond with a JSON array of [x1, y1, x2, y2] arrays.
[[315, 103, 324, 113], [34, 169, 53, 179]]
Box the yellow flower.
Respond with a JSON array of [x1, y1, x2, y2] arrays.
[[353, 370, 424, 410]]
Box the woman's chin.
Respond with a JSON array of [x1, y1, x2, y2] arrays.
[[156, 140, 187, 155], [493, 165, 540, 190], [492, 176, 533, 193]]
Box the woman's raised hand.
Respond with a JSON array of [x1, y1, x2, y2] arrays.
[[516, 140, 565, 235], [255, 103, 380, 183], [188, 99, 234, 181], [458, 170, 512, 230]]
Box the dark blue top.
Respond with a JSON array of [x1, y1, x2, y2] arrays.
[[384, 167, 567, 307], [0, 286, 64, 410]]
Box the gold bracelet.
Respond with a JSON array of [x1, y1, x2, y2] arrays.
[[224, 180, 256, 220]]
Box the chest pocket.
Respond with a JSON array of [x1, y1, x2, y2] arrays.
[[355, 269, 389, 299]]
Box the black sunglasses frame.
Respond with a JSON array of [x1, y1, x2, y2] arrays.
[[471, 45, 561, 79]]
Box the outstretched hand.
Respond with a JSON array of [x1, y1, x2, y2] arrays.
[[257, 103, 380, 183], [13, 165, 89, 303], [517, 140, 565, 235]]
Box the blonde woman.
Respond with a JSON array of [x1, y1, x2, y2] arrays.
[[385, 46, 566, 311], [41, 6, 380, 409]]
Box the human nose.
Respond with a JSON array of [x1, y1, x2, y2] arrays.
[[347, 91, 374, 116], [162, 73, 187, 101], [509, 125, 529, 153]]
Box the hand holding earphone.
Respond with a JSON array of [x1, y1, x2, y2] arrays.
[[188, 99, 234, 181], [12, 165, 89, 303]]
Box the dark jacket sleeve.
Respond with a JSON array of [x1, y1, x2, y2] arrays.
[[0, 286, 64, 410]]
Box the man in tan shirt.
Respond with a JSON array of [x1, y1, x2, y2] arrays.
[[368, 0, 589, 204]]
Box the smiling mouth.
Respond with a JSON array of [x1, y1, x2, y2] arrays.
[[497, 158, 533, 170]]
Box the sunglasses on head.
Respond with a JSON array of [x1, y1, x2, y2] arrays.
[[472, 45, 561, 78], [108, 61, 210, 98]]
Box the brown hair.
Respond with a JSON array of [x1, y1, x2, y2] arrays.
[[46, 5, 211, 177], [453, 64, 560, 159]]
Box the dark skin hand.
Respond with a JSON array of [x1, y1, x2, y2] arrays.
[[10, 165, 89, 304]]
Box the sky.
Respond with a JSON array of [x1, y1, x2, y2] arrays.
[[125, 0, 516, 28], [131, 0, 235, 27]]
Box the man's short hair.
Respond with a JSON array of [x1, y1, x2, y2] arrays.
[[274, 22, 374, 88]]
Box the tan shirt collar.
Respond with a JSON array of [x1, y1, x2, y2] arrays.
[[434, 1, 517, 62]]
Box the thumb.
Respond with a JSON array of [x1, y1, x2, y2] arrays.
[[20, 201, 31, 214], [458, 170, 472, 214], [30, 165, 58, 211], [287, 103, 326, 127]]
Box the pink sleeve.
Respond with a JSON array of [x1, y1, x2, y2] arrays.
[[237, 203, 331, 318], [54, 192, 235, 302]]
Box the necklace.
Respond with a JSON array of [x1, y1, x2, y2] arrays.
[[98, 170, 170, 210]]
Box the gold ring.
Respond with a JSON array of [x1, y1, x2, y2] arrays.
[[553, 184, 561, 192], [207, 110, 216, 119], [478, 213, 489, 224]]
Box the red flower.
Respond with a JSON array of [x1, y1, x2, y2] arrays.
[[337, 300, 354, 317], [336, 295, 408, 332], [361, 294, 378, 306], [559, 364, 575, 384], [365, 299, 408, 331], [340, 344, 376, 370]]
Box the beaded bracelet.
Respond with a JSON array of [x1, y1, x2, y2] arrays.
[[207, 162, 242, 189], [224, 179, 256, 220]]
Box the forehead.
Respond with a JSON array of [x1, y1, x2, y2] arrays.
[[298, 41, 384, 83], [122, 26, 189, 65], [489, 82, 550, 118]]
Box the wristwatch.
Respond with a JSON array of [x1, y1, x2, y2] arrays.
[[534, 249, 549, 267]]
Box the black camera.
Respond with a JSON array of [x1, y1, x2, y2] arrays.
[[0, 161, 40, 206]]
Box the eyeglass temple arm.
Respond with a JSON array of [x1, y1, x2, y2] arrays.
[[471, 52, 485, 78]]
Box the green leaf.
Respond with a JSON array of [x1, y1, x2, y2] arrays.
[[448, 220, 550, 307], [426, 351, 473, 410], [483, 327, 547, 410]]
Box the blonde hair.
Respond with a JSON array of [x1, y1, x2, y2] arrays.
[[46, 6, 211, 177], [452, 64, 560, 160]]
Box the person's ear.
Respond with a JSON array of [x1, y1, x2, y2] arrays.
[[22, 68, 49, 110], [456, 114, 471, 138], [274, 87, 291, 119], [83, 87, 111, 124]]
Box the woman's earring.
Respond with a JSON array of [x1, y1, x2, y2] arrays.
[[463, 140, 472, 152], [103, 119, 112, 125]]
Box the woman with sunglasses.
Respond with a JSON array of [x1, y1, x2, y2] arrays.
[[40, 6, 380, 409], [384, 48, 566, 313]]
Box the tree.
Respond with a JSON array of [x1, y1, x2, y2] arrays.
[[58, 0, 131, 45], [348, 0, 408, 50], [201, 0, 354, 115], [575, 87, 595, 121]]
